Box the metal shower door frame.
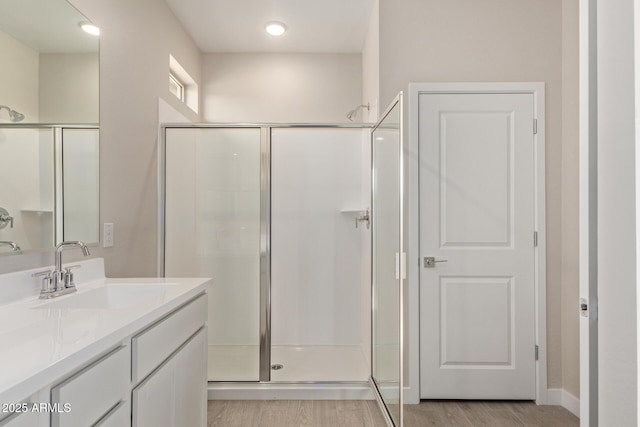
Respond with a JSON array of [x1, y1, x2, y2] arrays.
[[369, 92, 405, 427], [159, 122, 372, 384], [259, 127, 271, 382]]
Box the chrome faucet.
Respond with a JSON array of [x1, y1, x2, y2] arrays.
[[0, 241, 21, 253], [34, 241, 90, 299]]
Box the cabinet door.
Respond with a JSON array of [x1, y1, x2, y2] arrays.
[[132, 359, 173, 427], [133, 329, 206, 427], [174, 329, 206, 427]]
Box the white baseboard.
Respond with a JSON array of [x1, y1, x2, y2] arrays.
[[404, 385, 420, 404], [208, 382, 373, 400], [547, 388, 580, 417]]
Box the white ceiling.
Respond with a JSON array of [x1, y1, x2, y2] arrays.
[[164, 0, 375, 53], [0, 0, 98, 53]]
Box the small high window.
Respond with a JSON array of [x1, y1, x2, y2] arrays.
[[169, 73, 185, 102], [169, 54, 199, 113]]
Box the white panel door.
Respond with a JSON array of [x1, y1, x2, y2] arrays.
[[419, 93, 536, 399]]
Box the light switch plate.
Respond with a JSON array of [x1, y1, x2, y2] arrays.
[[103, 223, 114, 248]]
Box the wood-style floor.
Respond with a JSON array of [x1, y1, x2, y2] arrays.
[[207, 400, 579, 426], [404, 401, 579, 426]]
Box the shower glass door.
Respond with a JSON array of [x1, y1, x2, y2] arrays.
[[164, 127, 263, 382], [371, 94, 403, 426]]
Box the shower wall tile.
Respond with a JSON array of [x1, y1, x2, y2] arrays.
[[271, 128, 366, 346]]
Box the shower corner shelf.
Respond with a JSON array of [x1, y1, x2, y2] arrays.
[[339, 208, 367, 215], [340, 208, 370, 229], [21, 208, 53, 216]]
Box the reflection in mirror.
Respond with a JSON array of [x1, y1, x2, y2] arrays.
[[62, 128, 99, 243], [372, 100, 401, 425], [0, 126, 100, 253], [0, 0, 99, 254], [0, 0, 99, 124], [0, 128, 55, 253]]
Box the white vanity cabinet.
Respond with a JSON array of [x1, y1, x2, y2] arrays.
[[0, 265, 210, 427], [132, 295, 207, 427]]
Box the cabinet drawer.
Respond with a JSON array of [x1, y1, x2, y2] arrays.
[[132, 294, 206, 383], [94, 400, 130, 427], [51, 346, 129, 427], [0, 410, 41, 427]]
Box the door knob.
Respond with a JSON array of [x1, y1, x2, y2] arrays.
[[423, 257, 448, 268]]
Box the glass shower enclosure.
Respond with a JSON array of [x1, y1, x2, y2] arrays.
[[161, 103, 404, 425], [162, 125, 371, 385]]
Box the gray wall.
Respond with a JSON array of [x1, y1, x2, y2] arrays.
[[201, 53, 362, 123], [361, 0, 379, 122], [560, 0, 580, 399], [39, 53, 99, 123], [0, 31, 39, 122]]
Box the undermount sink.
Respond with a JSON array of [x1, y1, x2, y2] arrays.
[[32, 284, 178, 310]]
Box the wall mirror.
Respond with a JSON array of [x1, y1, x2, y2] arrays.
[[0, 0, 99, 254]]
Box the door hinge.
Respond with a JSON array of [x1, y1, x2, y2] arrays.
[[535, 345, 539, 361], [533, 231, 538, 247], [533, 119, 538, 135]]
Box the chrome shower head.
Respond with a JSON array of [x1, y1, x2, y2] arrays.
[[0, 105, 25, 122], [10, 110, 24, 122], [346, 103, 370, 121]]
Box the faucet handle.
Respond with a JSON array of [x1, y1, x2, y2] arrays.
[[33, 269, 54, 295], [0, 207, 14, 229], [0, 215, 13, 228], [63, 265, 81, 288], [32, 269, 53, 278]]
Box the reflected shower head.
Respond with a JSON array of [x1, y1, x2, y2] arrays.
[[0, 105, 25, 122], [346, 103, 370, 121]]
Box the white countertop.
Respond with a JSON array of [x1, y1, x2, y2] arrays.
[[0, 258, 211, 405]]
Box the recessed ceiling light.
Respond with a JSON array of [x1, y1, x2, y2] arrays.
[[79, 22, 100, 36], [265, 22, 286, 36]]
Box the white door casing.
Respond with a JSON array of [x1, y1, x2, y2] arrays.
[[418, 90, 541, 399], [579, 0, 598, 424]]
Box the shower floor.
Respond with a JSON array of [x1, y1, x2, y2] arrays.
[[208, 345, 369, 382]]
